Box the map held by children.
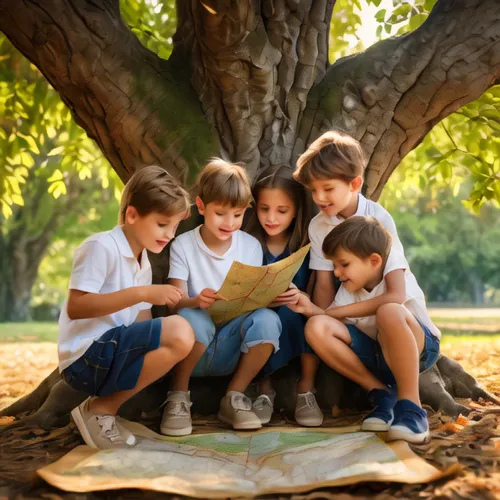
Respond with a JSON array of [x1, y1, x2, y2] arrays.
[[208, 244, 311, 323]]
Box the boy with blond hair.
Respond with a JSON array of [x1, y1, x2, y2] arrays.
[[61, 166, 195, 449], [288, 217, 440, 443], [163, 159, 282, 435]]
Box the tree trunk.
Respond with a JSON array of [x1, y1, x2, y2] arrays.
[[1, 0, 499, 433]]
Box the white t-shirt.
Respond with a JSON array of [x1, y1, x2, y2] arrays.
[[168, 226, 263, 297], [309, 193, 407, 271], [332, 248, 441, 340], [58, 226, 152, 372]]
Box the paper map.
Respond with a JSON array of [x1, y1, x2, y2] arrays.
[[38, 423, 448, 498], [208, 243, 311, 324]]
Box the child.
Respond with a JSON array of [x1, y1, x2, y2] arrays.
[[246, 164, 323, 426], [293, 130, 409, 311], [164, 159, 282, 435], [60, 166, 195, 449], [289, 217, 441, 443]]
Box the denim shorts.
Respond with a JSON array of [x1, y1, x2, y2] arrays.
[[62, 318, 162, 397], [347, 320, 440, 385]]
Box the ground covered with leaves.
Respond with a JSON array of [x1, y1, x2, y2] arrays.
[[1, 337, 499, 500]]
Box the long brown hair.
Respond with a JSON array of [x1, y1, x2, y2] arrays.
[[246, 165, 313, 253]]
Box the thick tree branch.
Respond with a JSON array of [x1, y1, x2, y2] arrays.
[[301, 0, 500, 199], [173, 0, 335, 177], [0, 0, 219, 184]]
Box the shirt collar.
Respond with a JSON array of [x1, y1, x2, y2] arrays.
[[110, 225, 150, 271], [328, 193, 367, 225], [194, 225, 236, 260]]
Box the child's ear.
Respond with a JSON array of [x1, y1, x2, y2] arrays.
[[125, 205, 139, 224], [350, 176, 363, 192], [369, 253, 384, 270], [195, 196, 205, 215]]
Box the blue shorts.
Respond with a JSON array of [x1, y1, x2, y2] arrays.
[[179, 307, 281, 377], [62, 318, 162, 397], [347, 321, 440, 385]]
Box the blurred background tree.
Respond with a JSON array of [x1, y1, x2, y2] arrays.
[[0, 0, 499, 322]]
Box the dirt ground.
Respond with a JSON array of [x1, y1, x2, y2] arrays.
[[1, 338, 499, 499]]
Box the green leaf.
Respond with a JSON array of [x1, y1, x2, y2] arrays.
[[409, 13, 427, 31], [47, 146, 65, 156], [375, 9, 386, 22]]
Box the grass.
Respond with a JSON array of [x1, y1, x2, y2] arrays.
[[0, 317, 499, 344]]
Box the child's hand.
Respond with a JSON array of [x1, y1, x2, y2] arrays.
[[287, 293, 313, 316], [146, 285, 184, 307], [197, 288, 219, 309], [272, 288, 301, 306]]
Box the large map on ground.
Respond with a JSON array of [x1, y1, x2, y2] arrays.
[[38, 422, 450, 497], [208, 244, 311, 324]]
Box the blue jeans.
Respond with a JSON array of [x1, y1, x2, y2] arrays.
[[179, 308, 282, 377], [348, 321, 440, 385]]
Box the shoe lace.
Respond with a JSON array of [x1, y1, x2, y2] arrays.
[[253, 395, 272, 410], [230, 393, 252, 411], [298, 392, 316, 410], [97, 415, 123, 443], [165, 400, 192, 417]]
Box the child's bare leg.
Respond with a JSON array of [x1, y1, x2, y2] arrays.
[[376, 303, 425, 406], [89, 316, 195, 415], [227, 343, 274, 393], [258, 376, 274, 395], [170, 342, 207, 392], [297, 353, 319, 393], [305, 315, 386, 392]]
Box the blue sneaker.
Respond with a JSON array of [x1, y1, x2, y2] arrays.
[[388, 399, 429, 444], [361, 387, 397, 432]]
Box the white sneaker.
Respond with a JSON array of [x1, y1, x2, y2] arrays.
[[295, 392, 324, 427], [218, 391, 262, 430], [252, 392, 275, 424], [160, 391, 192, 436]]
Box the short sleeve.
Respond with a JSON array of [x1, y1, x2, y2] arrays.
[[308, 222, 333, 271], [69, 241, 110, 293], [377, 209, 406, 257], [384, 248, 408, 276], [167, 238, 189, 281]]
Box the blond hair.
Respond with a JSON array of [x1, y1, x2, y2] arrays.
[[119, 165, 190, 224], [322, 216, 391, 262], [294, 130, 366, 185], [197, 158, 252, 207]]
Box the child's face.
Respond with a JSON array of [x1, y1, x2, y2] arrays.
[[125, 209, 187, 253], [331, 248, 383, 293], [308, 176, 361, 218], [256, 188, 296, 240], [197, 197, 247, 241]]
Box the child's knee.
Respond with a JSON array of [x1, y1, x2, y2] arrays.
[[376, 303, 406, 324], [160, 316, 195, 357], [178, 307, 216, 346], [305, 315, 330, 343]]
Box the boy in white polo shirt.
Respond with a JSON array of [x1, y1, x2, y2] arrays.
[[163, 159, 282, 435], [60, 166, 195, 449], [289, 217, 440, 444]]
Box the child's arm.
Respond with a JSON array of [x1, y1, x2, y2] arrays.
[[66, 285, 184, 320], [312, 270, 335, 309], [168, 278, 219, 312], [326, 269, 406, 319], [287, 293, 325, 317]]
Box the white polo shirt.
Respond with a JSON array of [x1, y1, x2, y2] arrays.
[[58, 226, 152, 372], [332, 248, 441, 340], [168, 226, 263, 297], [308, 194, 407, 271]]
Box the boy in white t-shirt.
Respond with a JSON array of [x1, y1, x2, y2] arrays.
[[163, 159, 281, 436], [293, 130, 409, 311], [289, 217, 441, 444], [60, 166, 195, 449]]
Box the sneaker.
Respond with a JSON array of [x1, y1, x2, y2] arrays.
[[218, 391, 262, 430], [361, 387, 397, 432], [71, 397, 136, 449], [387, 399, 429, 444], [295, 392, 323, 427], [252, 391, 275, 425], [160, 391, 193, 436]]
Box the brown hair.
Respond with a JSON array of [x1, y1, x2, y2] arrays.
[[246, 164, 313, 253], [119, 165, 190, 224], [294, 130, 366, 185], [322, 216, 391, 262], [197, 158, 252, 208]]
